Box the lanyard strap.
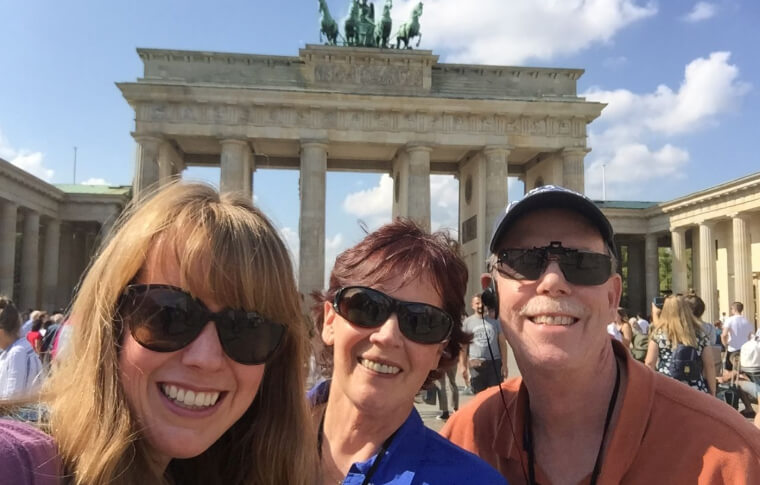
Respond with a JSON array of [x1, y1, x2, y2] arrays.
[[318, 409, 399, 485], [523, 359, 621, 485]]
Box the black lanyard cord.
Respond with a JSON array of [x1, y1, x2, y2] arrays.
[[523, 359, 621, 485], [318, 409, 399, 485]]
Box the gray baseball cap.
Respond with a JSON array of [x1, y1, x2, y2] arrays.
[[489, 185, 618, 259]]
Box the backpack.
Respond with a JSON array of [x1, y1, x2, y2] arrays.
[[631, 332, 649, 362], [668, 344, 703, 381], [740, 336, 760, 372]]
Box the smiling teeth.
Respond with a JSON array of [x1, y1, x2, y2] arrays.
[[161, 384, 220, 408], [531, 315, 576, 326], [360, 358, 401, 375]]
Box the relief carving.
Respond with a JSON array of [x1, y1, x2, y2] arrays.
[[313, 63, 423, 88]]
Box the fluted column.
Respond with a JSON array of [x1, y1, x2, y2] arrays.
[[133, 135, 162, 199], [561, 147, 588, 194], [41, 220, 61, 311], [158, 142, 181, 186], [220, 139, 253, 198], [699, 222, 717, 322], [299, 141, 327, 295], [732, 214, 754, 324], [0, 201, 18, 297], [645, 233, 659, 309], [671, 227, 688, 294], [483, 146, 511, 242], [19, 210, 40, 310], [57, 223, 73, 309], [406, 144, 432, 231]]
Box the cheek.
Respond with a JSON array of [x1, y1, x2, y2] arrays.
[[230, 363, 266, 403], [119, 334, 167, 412], [409, 342, 442, 373]]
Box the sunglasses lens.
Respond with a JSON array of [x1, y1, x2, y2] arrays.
[[336, 287, 391, 328], [120, 287, 202, 352], [216, 312, 286, 365], [497, 249, 545, 280], [397, 304, 453, 344], [559, 252, 612, 286]]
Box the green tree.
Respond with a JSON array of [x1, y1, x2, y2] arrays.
[[659, 247, 672, 293]]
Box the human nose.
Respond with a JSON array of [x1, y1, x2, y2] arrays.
[[534, 259, 572, 296], [180, 321, 225, 370], [368, 312, 405, 347]]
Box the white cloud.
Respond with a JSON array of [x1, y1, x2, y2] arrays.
[[324, 233, 348, 286], [280, 226, 299, 272], [583, 52, 750, 198], [81, 177, 111, 186], [683, 2, 717, 22], [0, 130, 54, 181], [342, 174, 393, 229], [430, 175, 458, 234], [393, 0, 656, 64]]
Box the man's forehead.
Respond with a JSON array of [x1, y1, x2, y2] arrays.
[[496, 208, 606, 251]]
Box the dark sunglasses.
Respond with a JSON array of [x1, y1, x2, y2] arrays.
[[117, 284, 285, 365], [333, 286, 454, 344], [495, 241, 613, 286]]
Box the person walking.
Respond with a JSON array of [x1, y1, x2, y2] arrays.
[[460, 295, 508, 394], [723, 301, 753, 371]]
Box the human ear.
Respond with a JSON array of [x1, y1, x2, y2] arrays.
[[321, 300, 336, 346]]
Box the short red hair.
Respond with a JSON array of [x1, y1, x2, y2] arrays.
[[311, 218, 470, 386]]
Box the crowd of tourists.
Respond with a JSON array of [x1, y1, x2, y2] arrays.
[[1, 181, 759, 484]]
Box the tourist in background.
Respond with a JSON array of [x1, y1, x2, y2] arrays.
[[723, 301, 753, 371], [645, 295, 716, 395], [310, 219, 505, 485], [0, 298, 43, 400], [684, 293, 721, 346], [461, 295, 508, 394], [0, 182, 317, 485]]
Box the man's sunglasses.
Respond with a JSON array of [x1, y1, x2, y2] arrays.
[[495, 241, 613, 286], [117, 284, 285, 365], [333, 286, 454, 344]]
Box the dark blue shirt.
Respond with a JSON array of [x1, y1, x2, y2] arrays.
[[308, 380, 507, 485]]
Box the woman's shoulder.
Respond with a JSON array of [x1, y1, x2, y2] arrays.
[[0, 419, 60, 484], [418, 426, 506, 482]]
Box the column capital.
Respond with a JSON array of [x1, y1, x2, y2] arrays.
[[483, 145, 512, 156], [697, 219, 716, 229], [131, 132, 164, 144], [561, 146, 591, 156], [219, 138, 249, 148], [405, 143, 433, 154], [300, 139, 329, 149], [728, 211, 751, 220], [669, 225, 688, 235]]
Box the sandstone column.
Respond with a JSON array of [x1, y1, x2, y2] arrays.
[[732, 213, 754, 324], [158, 141, 181, 186], [645, 233, 659, 310], [20, 210, 40, 310], [483, 146, 511, 242], [133, 135, 162, 199], [0, 201, 18, 297], [41, 220, 61, 311], [405, 144, 432, 231], [699, 222, 717, 322], [671, 227, 688, 294], [220, 139, 253, 198], [561, 148, 588, 194], [299, 141, 327, 295], [627, 239, 645, 315], [57, 223, 73, 309]]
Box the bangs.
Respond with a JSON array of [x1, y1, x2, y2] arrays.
[[148, 198, 299, 328]]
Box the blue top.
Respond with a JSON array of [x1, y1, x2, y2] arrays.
[[308, 380, 507, 485]]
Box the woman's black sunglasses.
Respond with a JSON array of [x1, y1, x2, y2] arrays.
[[495, 241, 613, 286], [332, 286, 453, 344], [117, 284, 285, 365]]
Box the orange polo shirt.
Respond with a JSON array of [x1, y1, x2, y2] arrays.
[[441, 340, 760, 484]]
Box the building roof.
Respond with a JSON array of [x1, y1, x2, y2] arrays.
[[592, 200, 659, 210], [54, 184, 132, 196]]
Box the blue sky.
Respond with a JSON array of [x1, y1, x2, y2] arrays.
[[2, 1, 758, 280]]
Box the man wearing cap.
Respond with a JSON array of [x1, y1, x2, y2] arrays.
[[441, 185, 760, 484]]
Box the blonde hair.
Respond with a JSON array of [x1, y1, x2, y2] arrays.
[[654, 295, 704, 349], [41, 182, 317, 484]]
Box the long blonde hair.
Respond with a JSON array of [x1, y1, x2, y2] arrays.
[[654, 295, 704, 349], [42, 182, 317, 484]]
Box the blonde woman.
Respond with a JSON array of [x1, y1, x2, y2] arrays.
[[645, 295, 716, 396], [0, 182, 317, 484]]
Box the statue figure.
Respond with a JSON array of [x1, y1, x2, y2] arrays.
[[395, 1, 423, 49], [318, 0, 339, 45], [374, 0, 393, 48], [344, 0, 360, 46], [357, 0, 376, 47]]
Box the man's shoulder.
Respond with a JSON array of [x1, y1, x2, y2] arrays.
[[442, 379, 520, 435], [649, 372, 760, 451]]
